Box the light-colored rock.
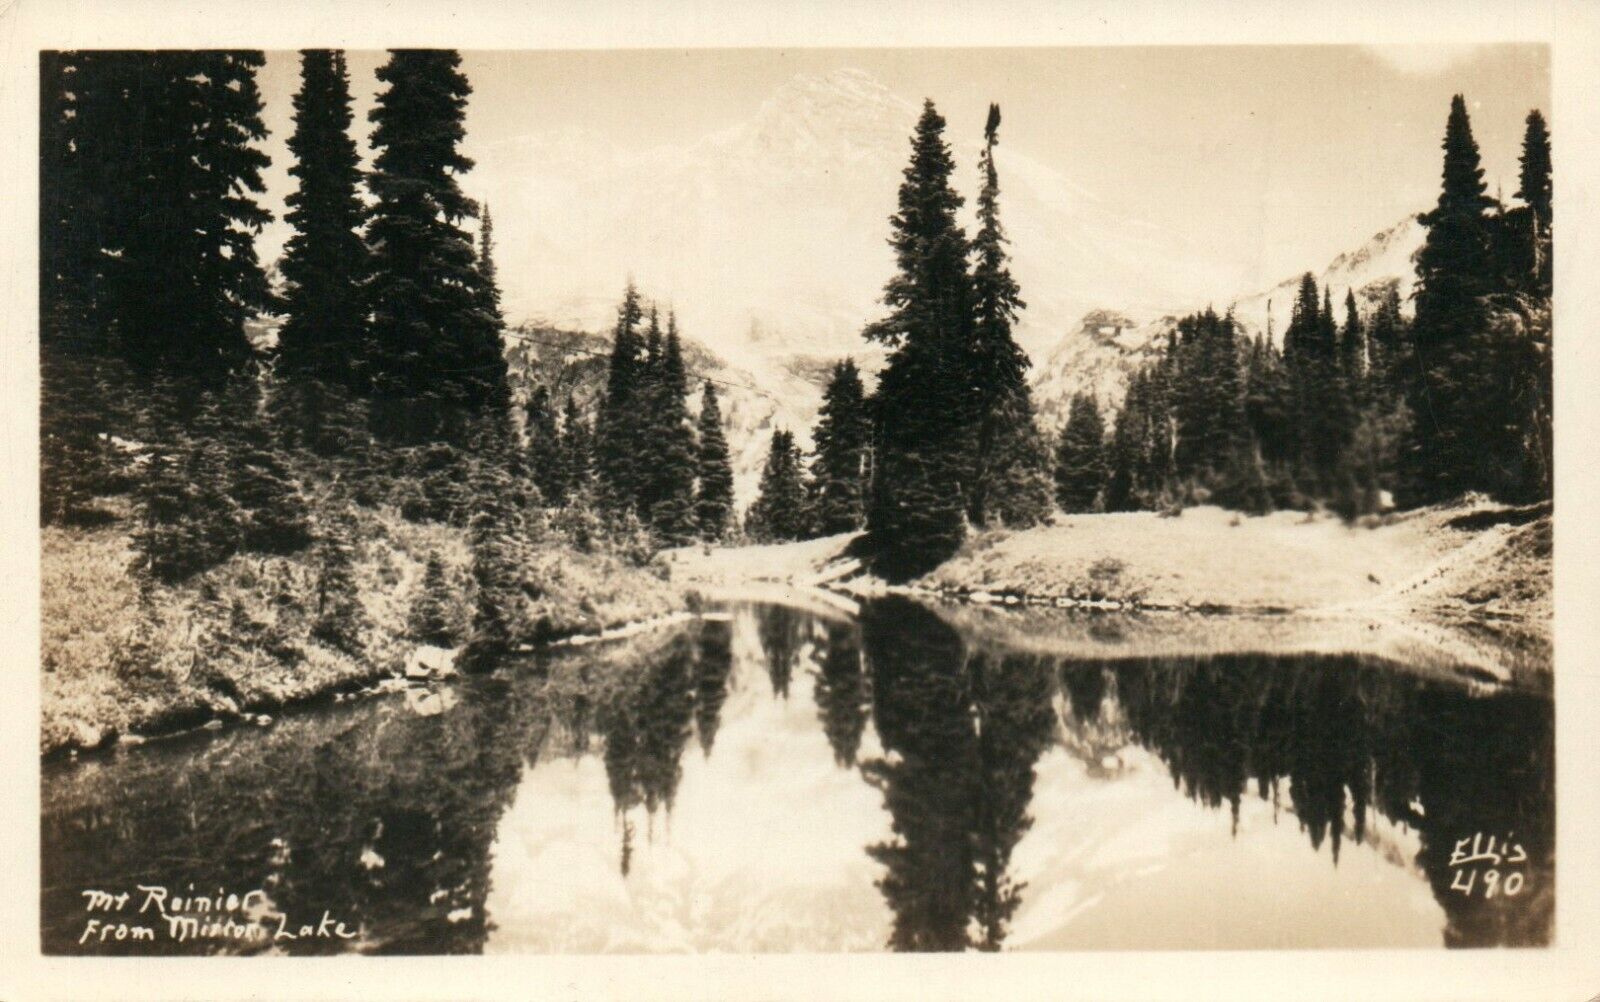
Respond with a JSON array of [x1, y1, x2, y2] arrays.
[[404, 645, 460, 680], [404, 687, 458, 718], [71, 720, 104, 748]]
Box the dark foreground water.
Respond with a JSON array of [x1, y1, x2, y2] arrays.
[[42, 597, 1554, 954]]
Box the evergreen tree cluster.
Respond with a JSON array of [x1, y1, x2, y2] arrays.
[[739, 100, 1055, 577], [590, 287, 737, 545], [863, 101, 1055, 577], [744, 357, 874, 544], [1095, 95, 1551, 518], [40, 48, 705, 669], [746, 430, 809, 542], [41, 51, 274, 373]]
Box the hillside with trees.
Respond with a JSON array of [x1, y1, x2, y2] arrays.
[[39, 50, 1554, 750], [38, 49, 737, 752], [740, 91, 1552, 586]]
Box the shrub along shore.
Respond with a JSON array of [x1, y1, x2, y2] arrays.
[[41, 501, 686, 757]]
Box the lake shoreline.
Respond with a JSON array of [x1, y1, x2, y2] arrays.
[[666, 498, 1553, 681], [45, 497, 1550, 758], [41, 506, 690, 759], [42, 604, 707, 764]]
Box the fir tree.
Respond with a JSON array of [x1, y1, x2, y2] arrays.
[[596, 283, 647, 512], [646, 312, 699, 545], [810, 359, 871, 535], [525, 384, 564, 506], [477, 203, 504, 329], [459, 423, 529, 670], [1501, 109, 1553, 298], [1170, 308, 1248, 485], [1367, 283, 1408, 399], [221, 380, 314, 555], [1312, 286, 1354, 484], [408, 551, 460, 646], [60, 52, 274, 374], [277, 50, 369, 388], [365, 49, 507, 439], [1406, 94, 1505, 503], [311, 506, 366, 656], [1340, 290, 1367, 398], [130, 391, 245, 584], [1516, 109, 1552, 229], [747, 430, 808, 542], [966, 104, 1051, 527], [693, 381, 736, 542], [560, 393, 593, 497], [865, 100, 975, 579], [1054, 394, 1108, 513], [1103, 375, 1143, 512]]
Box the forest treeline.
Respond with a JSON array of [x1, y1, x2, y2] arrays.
[[40, 49, 734, 672], [39, 49, 1555, 607], [746, 95, 1552, 575]]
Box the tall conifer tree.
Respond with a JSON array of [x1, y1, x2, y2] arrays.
[[66, 52, 274, 374], [865, 100, 974, 579], [1340, 290, 1367, 396], [967, 104, 1052, 527], [525, 384, 564, 506], [1515, 109, 1553, 296], [1517, 110, 1552, 229], [748, 430, 808, 542], [1054, 394, 1108, 513], [647, 312, 699, 544], [560, 393, 593, 497], [810, 359, 872, 535], [477, 203, 503, 326], [278, 49, 368, 386], [596, 283, 647, 511], [365, 49, 507, 439], [1406, 94, 1502, 502], [694, 381, 736, 541]]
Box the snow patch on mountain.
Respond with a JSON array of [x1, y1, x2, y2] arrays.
[[1029, 215, 1426, 427], [1030, 310, 1177, 429], [1227, 215, 1424, 339], [477, 67, 1237, 379]]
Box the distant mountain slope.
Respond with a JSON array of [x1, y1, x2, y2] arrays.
[[1029, 215, 1425, 428], [503, 325, 825, 506], [475, 68, 1234, 376], [1227, 216, 1424, 339]]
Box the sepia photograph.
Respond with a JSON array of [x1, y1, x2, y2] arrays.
[[6, 1, 1600, 998]]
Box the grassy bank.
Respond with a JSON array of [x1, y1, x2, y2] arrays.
[[41, 502, 684, 756], [666, 499, 1552, 673]]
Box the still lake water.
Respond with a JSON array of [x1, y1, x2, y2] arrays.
[[42, 597, 1553, 954]]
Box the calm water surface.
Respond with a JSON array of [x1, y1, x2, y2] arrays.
[[41, 597, 1554, 954]]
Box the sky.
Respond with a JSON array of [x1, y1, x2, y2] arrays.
[[252, 44, 1549, 308]]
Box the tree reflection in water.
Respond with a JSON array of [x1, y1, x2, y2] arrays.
[[611, 608, 1552, 950], [858, 597, 1056, 951], [988, 646, 1550, 950], [812, 621, 870, 767], [41, 599, 1554, 955], [754, 602, 808, 699]]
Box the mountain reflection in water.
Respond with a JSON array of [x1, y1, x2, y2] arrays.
[[41, 597, 1553, 955]]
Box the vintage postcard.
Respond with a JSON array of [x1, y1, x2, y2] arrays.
[[3, 1, 1598, 999]]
